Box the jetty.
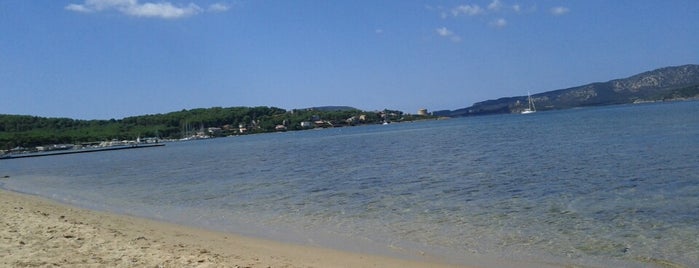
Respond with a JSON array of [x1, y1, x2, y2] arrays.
[[0, 143, 165, 160]]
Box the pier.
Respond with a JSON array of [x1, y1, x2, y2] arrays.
[[0, 144, 165, 160]]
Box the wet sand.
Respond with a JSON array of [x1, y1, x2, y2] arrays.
[[1, 188, 479, 268]]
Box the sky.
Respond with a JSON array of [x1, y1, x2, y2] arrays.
[[1, 1, 698, 120]]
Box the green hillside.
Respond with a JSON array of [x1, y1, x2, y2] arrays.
[[1, 107, 423, 149]]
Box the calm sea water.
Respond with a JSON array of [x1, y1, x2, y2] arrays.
[[2, 101, 699, 267]]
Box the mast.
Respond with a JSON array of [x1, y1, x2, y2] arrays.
[[528, 92, 536, 111]]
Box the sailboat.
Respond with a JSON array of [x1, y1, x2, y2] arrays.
[[521, 92, 536, 114]]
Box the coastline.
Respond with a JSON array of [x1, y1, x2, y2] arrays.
[[0, 143, 165, 160], [0, 188, 483, 268]]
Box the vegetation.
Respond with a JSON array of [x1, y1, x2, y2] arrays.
[[435, 65, 699, 117], [0, 107, 433, 150], [656, 84, 699, 100]]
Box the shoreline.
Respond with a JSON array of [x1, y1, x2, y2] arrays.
[[1, 188, 499, 268], [0, 143, 165, 160]]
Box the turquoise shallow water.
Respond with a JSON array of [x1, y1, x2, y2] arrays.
[[2, 101, 699, 267]]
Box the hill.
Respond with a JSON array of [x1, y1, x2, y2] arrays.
[[0, 107, 427, 150], [434, 64, 699, 117]]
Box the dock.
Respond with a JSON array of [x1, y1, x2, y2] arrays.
[[0, 144, 165, 160]]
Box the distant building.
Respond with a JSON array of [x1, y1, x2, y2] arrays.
[[300, 121, 313, 128], [207, 127, 222, 136], [417, 108, 428, 116], [345, 116, 358, 125], [314, 120, 332, 128]]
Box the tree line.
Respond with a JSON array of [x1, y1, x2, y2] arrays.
[[0, 106, 431, 149]]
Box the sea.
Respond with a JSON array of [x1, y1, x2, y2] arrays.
[[2, 101, 698, 267]]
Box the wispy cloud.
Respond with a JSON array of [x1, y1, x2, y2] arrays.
[[434, 0, 566, 31], [550, 6, 570, 16], [490, 18, 507, 28], [488, 0, 503, 11], [65, 0, 230, 19], [436, 27, 461, 42], [207, 3, 230, 13], [512, 4, 521, 13], [451, 4, 484, 17], [438, 1, 524, 27]]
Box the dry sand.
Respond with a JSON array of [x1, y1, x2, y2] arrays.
[[1, 188, 479, 268]]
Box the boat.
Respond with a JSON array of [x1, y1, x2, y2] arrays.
[[521, 92, 536, 114]]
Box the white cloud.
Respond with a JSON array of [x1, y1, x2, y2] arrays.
[[436, 27, 461, 42], [65, 4, 93, 13], [512, 4, 521, 13], [451, 5, 484, 16], [488, 0, 503, 11], [207, 3, 229, 13], [550, 6, 570, 16], [431, 2, 548, 30], [436, 27, 452, 37], [125, 2, 202, 18], [491, 18, 507, 28], [69, 0, 137, 12], [65, 0, 230, 19]]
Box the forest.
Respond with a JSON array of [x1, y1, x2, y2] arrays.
[[0, 106, 431, 150]]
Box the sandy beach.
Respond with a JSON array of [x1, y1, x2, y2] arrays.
[[0, 188, 483, 268]]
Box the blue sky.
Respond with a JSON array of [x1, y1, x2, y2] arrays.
[[1, 1, 697, 119]]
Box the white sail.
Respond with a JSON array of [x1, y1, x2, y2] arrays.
[[521, 92, 536, 114]]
